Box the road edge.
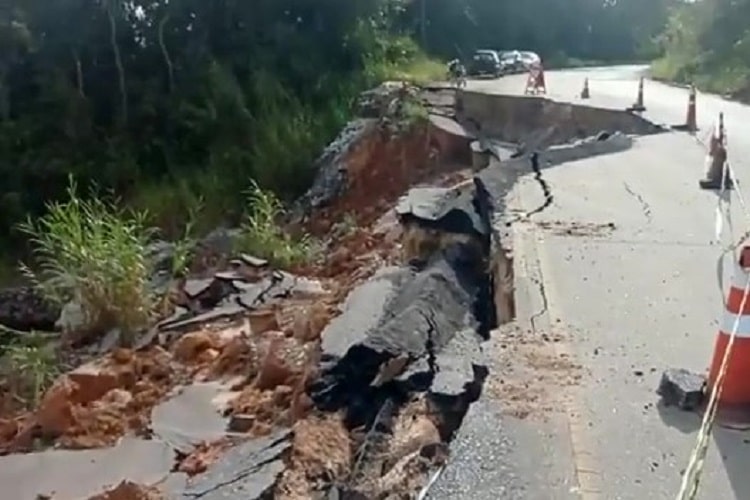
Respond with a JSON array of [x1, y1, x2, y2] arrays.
[[512, 178, 604, 500]]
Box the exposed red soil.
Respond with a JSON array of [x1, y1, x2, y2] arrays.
[[304, 120, 469, 237], [87, 481, 163, 500], [0, 110, 474, 497]]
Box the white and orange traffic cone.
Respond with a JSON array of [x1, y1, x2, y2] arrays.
[[580, 78, 590, 99], [707, 246, 750, 422], [686, 85, 697, 133], [700, 113, 733, 190]]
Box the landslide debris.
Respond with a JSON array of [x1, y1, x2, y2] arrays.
[[0, 80, 481, 499], [0, 78, 667, 499]]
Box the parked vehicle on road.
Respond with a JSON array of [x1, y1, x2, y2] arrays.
[[498, 50, 524, 73], [467, 50, 504, 78], [519, 51, 541, 69]]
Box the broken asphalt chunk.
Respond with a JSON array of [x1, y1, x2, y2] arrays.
[[320, 266, 415, 360], [0, 437, 174, 500], [395, 177, 491, 240], [150, 382, 230, 455], [310, 243, 485, 425], [182, 430, 291, 500], [158, 302, 246, 331], [657, 368, 706, 411], [429, 328, 487, 400], [239, 254, 268, 268]]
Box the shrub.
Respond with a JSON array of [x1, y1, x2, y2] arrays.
[[236, 180, 318, 268], [18, 177, 153, 344], [3, 333, 61, 407]]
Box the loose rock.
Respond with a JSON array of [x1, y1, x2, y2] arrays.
[[657, 368, 706, 411], [182, 430, 291, 500]]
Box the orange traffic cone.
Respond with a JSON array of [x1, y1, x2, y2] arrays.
[[707, 246, 750, 419], [580, 78, 590, 99], [686, 85, 697, 133], [700, 113, 733, 190], [629, 77, 646, 112]]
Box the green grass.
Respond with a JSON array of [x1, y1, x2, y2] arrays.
[[3, 42, 441, 311], [235, 180, 320, 269], [365, 54, 446, 85], [651, 56, 750, 97], [3, 333, 61, 407], [371, 56, 446, 85], [18, 177, 154, 345]]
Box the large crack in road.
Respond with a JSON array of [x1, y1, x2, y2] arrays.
[[421, 91, 668, 499], [623, 181, 653, 224], [237, 90, 672, 500], [525, 151, 554, 218]]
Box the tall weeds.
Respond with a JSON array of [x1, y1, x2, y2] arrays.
[[18, 178, 153, 343]]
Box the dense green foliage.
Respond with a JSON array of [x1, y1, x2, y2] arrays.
[[1, 0, 673, 256], [414, 0, 671, 63], [0, 0, 433, 246], [653, 0, 750, 96]]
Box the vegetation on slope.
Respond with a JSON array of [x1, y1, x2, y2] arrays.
[[0, 0, 676, 287], [652, 0, 750, 98], [0, 0, 684, 429]]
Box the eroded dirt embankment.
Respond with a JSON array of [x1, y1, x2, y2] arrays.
[[0, 83, 669, 500]]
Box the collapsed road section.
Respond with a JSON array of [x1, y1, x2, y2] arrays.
[[283, 88, 669, 498], [0, 82, 672, 500], [309, 178, 496, 498]]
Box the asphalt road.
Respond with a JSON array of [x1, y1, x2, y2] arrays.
[[468, 67, 750, 500]]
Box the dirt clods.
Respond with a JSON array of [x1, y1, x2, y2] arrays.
[[87, 481, 163, 500], [486, 325, 582, 420]]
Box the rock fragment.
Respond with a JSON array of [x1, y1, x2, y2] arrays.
[[0, 437, 174, 500], [657, 368, 706, 411], [311, 177, 494, 429], [182, 430, 292, 500]]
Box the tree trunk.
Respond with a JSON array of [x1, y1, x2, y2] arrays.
[[106, 1, 127, 127], [72, 49, 85, 98], [158, 14, 175, 93]]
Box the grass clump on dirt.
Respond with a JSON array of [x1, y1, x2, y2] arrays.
[[1, 331, 62, 409], [18, 178, 153, 344], [236, 180, 319, 269]]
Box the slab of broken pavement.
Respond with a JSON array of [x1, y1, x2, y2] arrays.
[[1, 69, 747, 500]]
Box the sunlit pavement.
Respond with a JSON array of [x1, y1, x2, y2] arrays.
[[470, 67, 750, 500]]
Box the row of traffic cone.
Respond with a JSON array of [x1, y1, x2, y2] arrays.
[[580, 77, 698, 134]]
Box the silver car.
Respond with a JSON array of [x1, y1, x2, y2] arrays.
[[519, 51, 541, 68], [498, 50, 524, 73]]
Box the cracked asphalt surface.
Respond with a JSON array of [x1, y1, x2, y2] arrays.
[[428, 66, 750, 500]]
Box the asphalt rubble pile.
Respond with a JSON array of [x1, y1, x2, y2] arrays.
[[0, 81, 675, 500], [0, 81, 485, 500]]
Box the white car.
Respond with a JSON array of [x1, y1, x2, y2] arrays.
[[498, 50, 524, 73], [519, 51, 541, 68]]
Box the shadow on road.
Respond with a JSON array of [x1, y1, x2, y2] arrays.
[[656, 400, 701, 434], [714, 425, 750, 499], [657, 402, 750, 499], [657, 387, 750, 498]]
